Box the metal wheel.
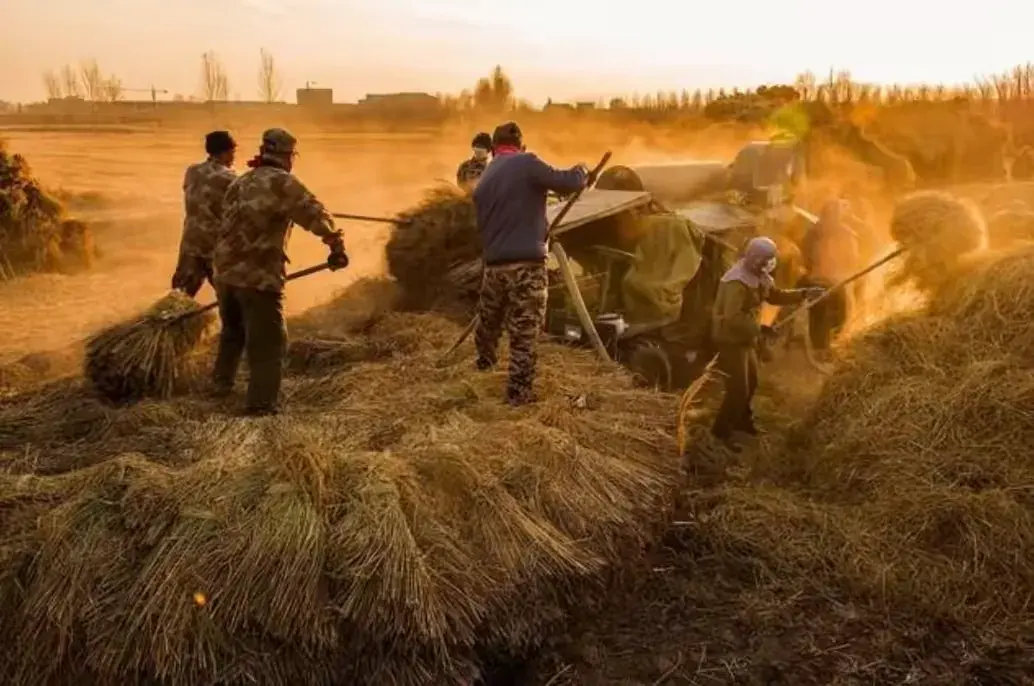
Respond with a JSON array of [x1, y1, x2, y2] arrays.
[[625, 342, 673, 391]]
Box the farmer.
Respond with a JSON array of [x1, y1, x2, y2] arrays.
[[456, 132, 493, 190], [472, 120, 590, 405], [211, 128, 348, 416], [798, 198, 861, 355], [172, 130, 238, 297], [711, 236, 823, 447]]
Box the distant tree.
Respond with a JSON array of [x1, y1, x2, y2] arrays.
[[42, 71, 62, 99], [609, 97, 627, 110], [473, 65, 514, 113], [79, 60, 105, 101], [61, 64, 81, 98], [103, 76, 124, 102], [258, 48, 283, 103], [794, 71, 816, 100], [200, 51, 230, 102], [691, 89, 703, 110]]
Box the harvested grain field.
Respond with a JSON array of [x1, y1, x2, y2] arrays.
[[2, 124, 1033, 685]]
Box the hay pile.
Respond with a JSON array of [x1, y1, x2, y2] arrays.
[[696, 243, 1034, 646], [386, 186, 481, 315], [84, 291, 215, 403], [888, 190, 987, 293], [0, 140, 94, 279], [0, 279, 679, 685]]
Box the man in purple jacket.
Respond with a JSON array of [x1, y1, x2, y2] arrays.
[[472, 121, 589, 405]]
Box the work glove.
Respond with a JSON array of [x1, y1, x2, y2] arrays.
[[574, 163, 594, 188], [327, 246, 349, 271], [760, 325, 780, 344], [326, 234, 349, 271]]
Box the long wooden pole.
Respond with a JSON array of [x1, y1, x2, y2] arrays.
[[438, 151, 613, 364], [675, 246, 906, 455]]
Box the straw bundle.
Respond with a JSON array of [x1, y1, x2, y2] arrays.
[[386, 186, 480, 313], [888, 190, 987, 293], [699, 244, 1034, 643], [0, 288, 679, 684], [0, 142, 93, 279], [83, 291, 215, 403]]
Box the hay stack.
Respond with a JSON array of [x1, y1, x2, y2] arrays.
[[888, 190, 987, 293], [386, 186, 480, 314], [0, 141, 93, 279], [83, 291, 215, 403], [0, 283, 679, 684], [700, 244, 1034, 642]]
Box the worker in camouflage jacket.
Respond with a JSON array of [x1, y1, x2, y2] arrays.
[[211, 128, 348, 415], [456, 132, 493, 190], [472, 121, 590, 405], [172, 130, 238, 297], [710, 237, 823, 447]]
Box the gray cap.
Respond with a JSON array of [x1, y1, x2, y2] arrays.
[[260, 128, 297, 156]]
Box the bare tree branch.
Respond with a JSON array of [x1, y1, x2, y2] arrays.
[[258, 48, 283, 103], [61, 65, 81, 98], [42, 71, 62, 100], [80, 60, 105, 102], [200, 51, 230, 102]]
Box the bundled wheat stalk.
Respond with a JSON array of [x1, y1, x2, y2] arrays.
[[0, 279, 680, 685], [700, 243, 1034, 645], [0, 141, 94, 278], [83, 291, 214, 403], [386, 186, 480, 313], [888, 190, 987, 294]]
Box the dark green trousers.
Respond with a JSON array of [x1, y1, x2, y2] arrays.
[[711, 344, 758, 439], [212, 284, 286, 411]]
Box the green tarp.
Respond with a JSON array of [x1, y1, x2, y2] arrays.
[[620, 214, 706, 326]]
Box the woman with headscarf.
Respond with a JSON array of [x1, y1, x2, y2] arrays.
[[710, 237, 823, 446], [798, 198, 861, 354]]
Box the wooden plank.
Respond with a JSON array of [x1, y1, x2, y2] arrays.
[[548, 189, 652, 236]]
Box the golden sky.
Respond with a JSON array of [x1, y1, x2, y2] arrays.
[[1, 0, 1025, 104]]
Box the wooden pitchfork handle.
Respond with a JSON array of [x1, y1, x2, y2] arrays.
[[437, 151, 614, 364], [164, 262, 334, 323], [675, 246, 907, 455], [331, 212, 411, 225]]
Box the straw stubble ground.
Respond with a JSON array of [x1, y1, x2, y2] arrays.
[[0, 280, 681, 685], [4, 131, 1034, 684]]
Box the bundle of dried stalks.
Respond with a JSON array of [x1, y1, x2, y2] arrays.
[[700, 244, 1034, 641], [386, 186, 480, 313], [888, 190, 987, 293], [0, 291, 679, 684], [0, 142, 94, 278], [83, 291, 214, 403]]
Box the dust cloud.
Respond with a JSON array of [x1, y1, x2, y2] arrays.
[[0, 119, 891, 363]]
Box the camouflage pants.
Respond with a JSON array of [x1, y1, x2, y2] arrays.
[[171, 253, 214, 298], [211, 284, 287, 413], [474, 262, 548, 404]]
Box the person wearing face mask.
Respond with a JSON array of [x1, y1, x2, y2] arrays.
[[710, 236, 824, 446], [456, 132, 493, 190]]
